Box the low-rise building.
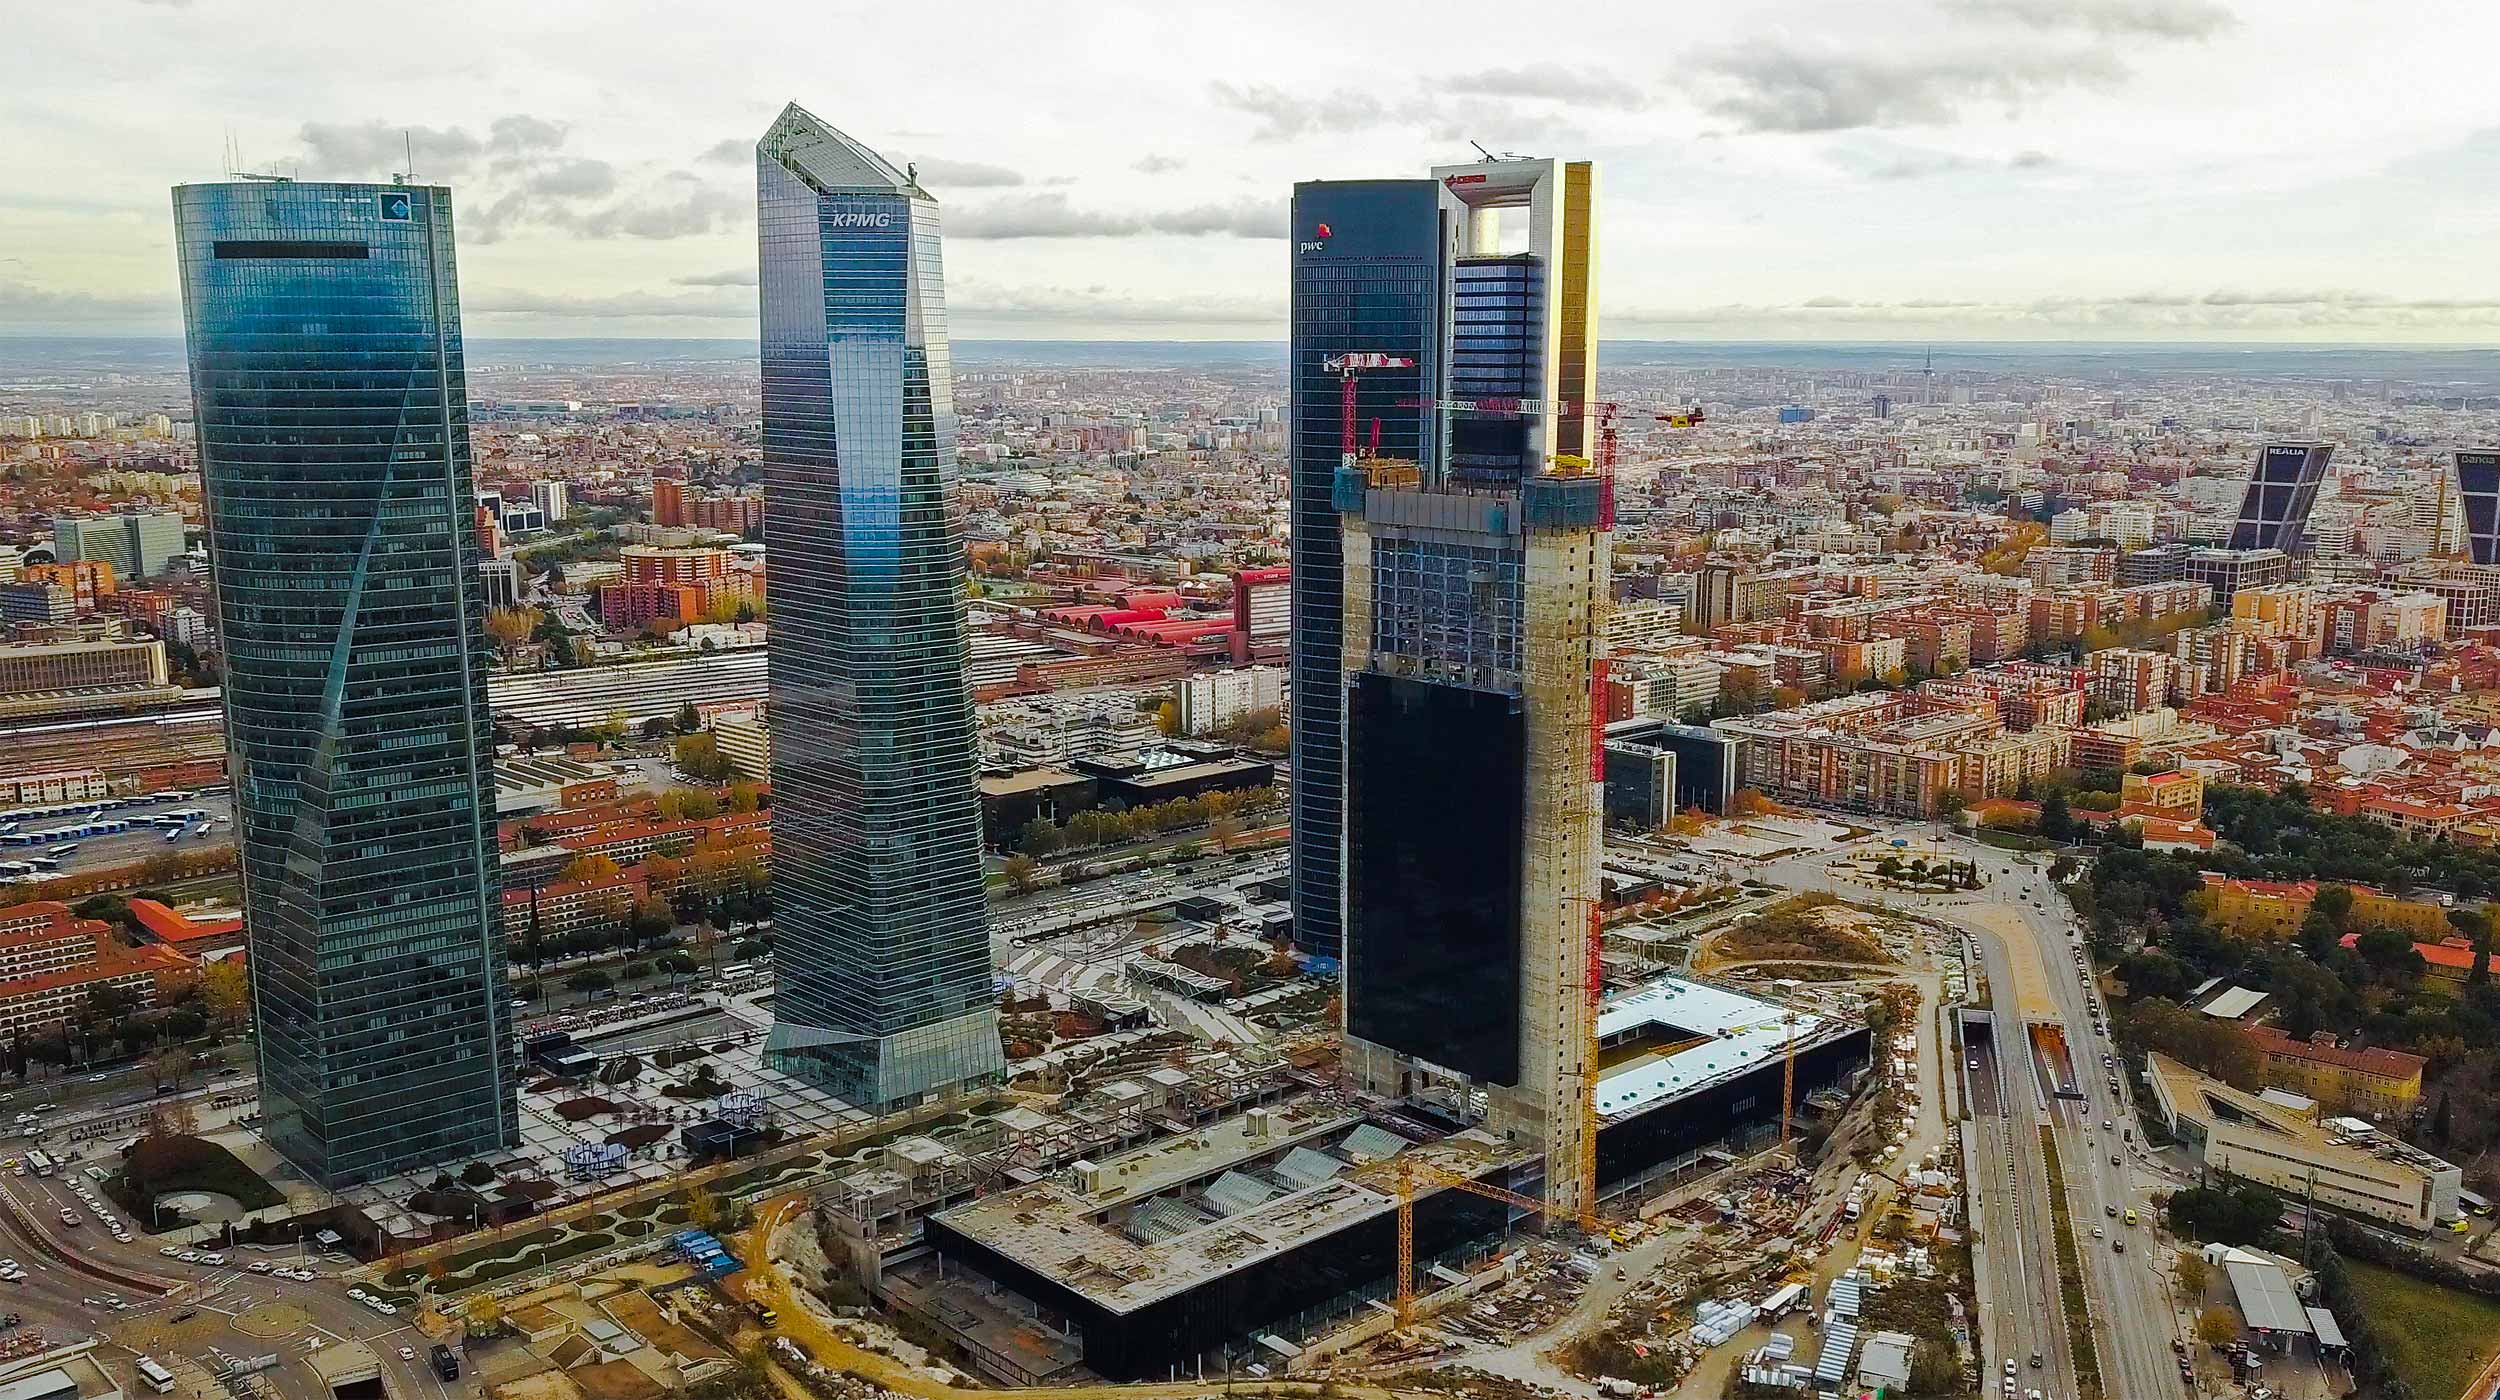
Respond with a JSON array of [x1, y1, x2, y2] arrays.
[[2146, 1054, 2458, 1230], [2242, 1026, 2425, 1119], [0, 902, 193, 1040]]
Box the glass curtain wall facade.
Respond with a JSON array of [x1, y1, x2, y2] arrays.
[[172, 180, 516, 1186], [755, 105, 1004, 1110], [2455, 451, 2500, 567], [2228, 442, 2334, 551], [1285, 181, 1439, 958]]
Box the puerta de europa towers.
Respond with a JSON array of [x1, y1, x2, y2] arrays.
[[755, 105, 1007, 1110], [172, 178, 518, 1186]]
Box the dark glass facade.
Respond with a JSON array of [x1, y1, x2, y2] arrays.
[[1285, 181, 1439, 958], [172, 180, 516, 1186], [1343, 673, 1523, 1086], [2228, 443, 2332, 551], [927, 1172, 1523, 1383], [755, 106, 1003, 1109], [1448, 255, 1539, 480], [2457, 451, 2500, 567]]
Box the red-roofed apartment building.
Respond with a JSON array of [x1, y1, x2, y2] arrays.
[[2243, 1025, 2425, 1118], [2336, 932, 2500, 999], [0, 901, 195, 1039]]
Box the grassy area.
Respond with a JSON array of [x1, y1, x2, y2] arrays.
[[2341, 1260, 2500, 1400], [2039, 1127, 2103, 1400]]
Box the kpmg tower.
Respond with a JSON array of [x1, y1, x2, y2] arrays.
[[172, 178, 517, 1185], [754, 105, 1005, 1109]]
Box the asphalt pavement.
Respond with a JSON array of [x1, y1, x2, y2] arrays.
[[1751, 825, 2194, 1400]]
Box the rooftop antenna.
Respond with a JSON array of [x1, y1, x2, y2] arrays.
[[395, 128, 414, 186], [1470, 140, 1496, 162]]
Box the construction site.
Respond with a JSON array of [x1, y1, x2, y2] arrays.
[[792, 970, 1873, 1385]]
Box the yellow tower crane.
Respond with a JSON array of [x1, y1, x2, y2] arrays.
[[1390, 1155, 1569, 1329], [1780, 1009, 1801, 1152]]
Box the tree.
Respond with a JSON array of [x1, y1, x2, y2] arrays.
[[2194, 1306, 2242, 1349], [566, 968, 613, 994], [561, 853, 622, 884], [672, 733, 736, 783], [2174, 1249, 2210, 1296], [2452, 907, 2494, 988], [2039, 788, 2074, 842], [1908, 1339, 1959, 1395], [2048, 855, 2079, 883], [485, 606, 541, 654], [2311, 884, 2355, 930], [674, 702, 704, 735], [629, 896, 675, 945], [198, 960, 249, 1028], [1017, 817, 1062, 857], [1001, 854, 1041, 895], [1153, 700, 1179, 737]]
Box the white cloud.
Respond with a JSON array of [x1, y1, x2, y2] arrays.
[[4, 1, 2499, 340]]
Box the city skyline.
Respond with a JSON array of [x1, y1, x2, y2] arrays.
[[14, 1, 2500, 342]]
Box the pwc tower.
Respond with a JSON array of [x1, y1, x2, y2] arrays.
[[1297, 156, 1608, 1221]]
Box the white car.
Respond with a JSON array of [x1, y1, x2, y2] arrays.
[[159, 1247, 181, 1258], [111, 1232, 131, 1244], [200, 1253, 225, 1266], [178, 1251, 200, 1263], [348, 1287, 370, 1302], [247, 1261, 271, 1274], [399, 1347, 416, 1362], [369, 1300, 397, 1316]]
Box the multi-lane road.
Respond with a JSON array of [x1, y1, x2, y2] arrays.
[[1756, 825, 2193, 1400], [0, 1155, 473, 1400]]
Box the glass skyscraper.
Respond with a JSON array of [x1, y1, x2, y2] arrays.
[[1285, 181, 1440, 959], [172, 179, 517, 1186], [755, 105, 1004, 1110]]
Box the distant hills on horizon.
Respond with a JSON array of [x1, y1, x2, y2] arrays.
[[5, 335, 2500, 385]]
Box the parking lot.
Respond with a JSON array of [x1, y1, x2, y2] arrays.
[[0, 789, 234, 883]]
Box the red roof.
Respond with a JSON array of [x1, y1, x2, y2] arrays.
[[126, 898, 243, 946], [2245, 1025, 2425, 1079], [2337, 931, 2499, 977]]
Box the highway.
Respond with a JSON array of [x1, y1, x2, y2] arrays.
[[0, 1156, 474, 1400], [1754, 825, 2190, 1400]]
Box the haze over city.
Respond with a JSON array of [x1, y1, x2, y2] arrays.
[[11, 0, 2500, 340]]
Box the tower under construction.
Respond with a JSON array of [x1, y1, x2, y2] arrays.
[[1319, 155, 1607, 1225]]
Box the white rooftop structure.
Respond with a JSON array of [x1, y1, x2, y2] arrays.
[[2224, 1256, 2311, 1335], [1594, 976, 1835, 1123], [2200, 986, 2269, 1021]]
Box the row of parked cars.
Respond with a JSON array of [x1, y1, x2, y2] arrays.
[[59, 1179, 132, 1243]]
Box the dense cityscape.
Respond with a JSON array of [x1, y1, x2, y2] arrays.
[[7, 10, 2500, 1400]]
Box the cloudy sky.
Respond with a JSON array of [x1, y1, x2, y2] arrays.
[[8, 0, 2500, 341]]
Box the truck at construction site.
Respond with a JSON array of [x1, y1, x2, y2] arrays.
[[1760, 1281, 1808, 1321]]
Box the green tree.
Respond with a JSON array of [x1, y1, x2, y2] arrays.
[[1002, 853, 1041, 895], [2311, 884, 2355, 930], [2039, 788, 2074, 842], [1017, 817, 1062, 856]]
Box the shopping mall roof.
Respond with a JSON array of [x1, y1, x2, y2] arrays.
[[1593, 976, 1840, 1124]]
